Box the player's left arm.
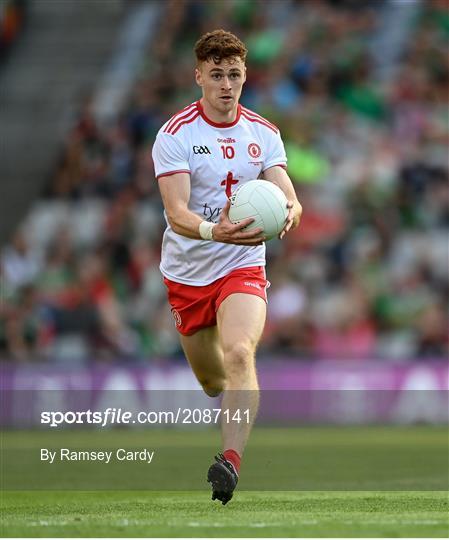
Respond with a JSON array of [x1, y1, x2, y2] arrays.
[[263, 165, 302, 239]]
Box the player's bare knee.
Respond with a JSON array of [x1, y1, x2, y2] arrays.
[[224, 341, 254, 372], [200, 378, 225, 397]]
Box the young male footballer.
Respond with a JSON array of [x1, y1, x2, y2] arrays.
[[152, 29, 302, 504]]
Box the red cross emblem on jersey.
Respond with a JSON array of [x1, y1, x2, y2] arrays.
[[221, 171, 239, 198]]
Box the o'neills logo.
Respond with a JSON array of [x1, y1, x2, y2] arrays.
[[244, 281, 261, 290], [171, 309, 182, 327], [217, 137, 236, 143]]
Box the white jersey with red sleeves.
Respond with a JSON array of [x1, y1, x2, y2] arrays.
[[152, 100, 287, 286]]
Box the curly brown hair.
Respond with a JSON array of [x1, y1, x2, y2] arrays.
[[194, 29, 247, 65]]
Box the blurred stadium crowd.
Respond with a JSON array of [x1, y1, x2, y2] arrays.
[[1, 0, 448, 363], [0, 0, 26, 65]]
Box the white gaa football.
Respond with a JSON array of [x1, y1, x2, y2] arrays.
[[228, 180, 289, 240]]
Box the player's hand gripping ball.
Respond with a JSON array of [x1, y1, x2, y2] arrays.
[[228, 180, 289, 240]]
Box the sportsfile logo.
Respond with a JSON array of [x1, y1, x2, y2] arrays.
[[193, 145, 211, 155]]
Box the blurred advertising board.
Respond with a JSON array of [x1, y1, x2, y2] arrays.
[[1, 360, 448, 426]]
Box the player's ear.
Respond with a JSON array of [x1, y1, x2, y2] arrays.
[[195, 66, 203, 87], [243, 65, 247, 84]]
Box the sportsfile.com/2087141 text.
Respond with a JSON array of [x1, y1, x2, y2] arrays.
[[40, 408, 250, 428]]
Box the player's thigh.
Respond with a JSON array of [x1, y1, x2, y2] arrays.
[[180, 325, 225, 384], [216, 293, 266, 361]]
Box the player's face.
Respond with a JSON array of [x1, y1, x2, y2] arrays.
[[195, 57, 246, 119]]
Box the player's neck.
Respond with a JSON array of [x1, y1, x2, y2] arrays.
[[199, 98, 239, 125]]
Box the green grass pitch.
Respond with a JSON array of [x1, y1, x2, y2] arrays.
[[2, 491, 448, 537], [1, 426, 448, 537]]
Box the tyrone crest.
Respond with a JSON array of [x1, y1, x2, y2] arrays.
[[248, 143, 261, 158], [171, 309, 182, 327]]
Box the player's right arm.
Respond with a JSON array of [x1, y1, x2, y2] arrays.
[[158, 173, 265, 245]]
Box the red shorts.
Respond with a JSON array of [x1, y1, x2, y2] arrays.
[[163, 266, 268, 336]]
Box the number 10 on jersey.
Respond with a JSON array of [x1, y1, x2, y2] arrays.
[[221, 145, 235, 159]]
